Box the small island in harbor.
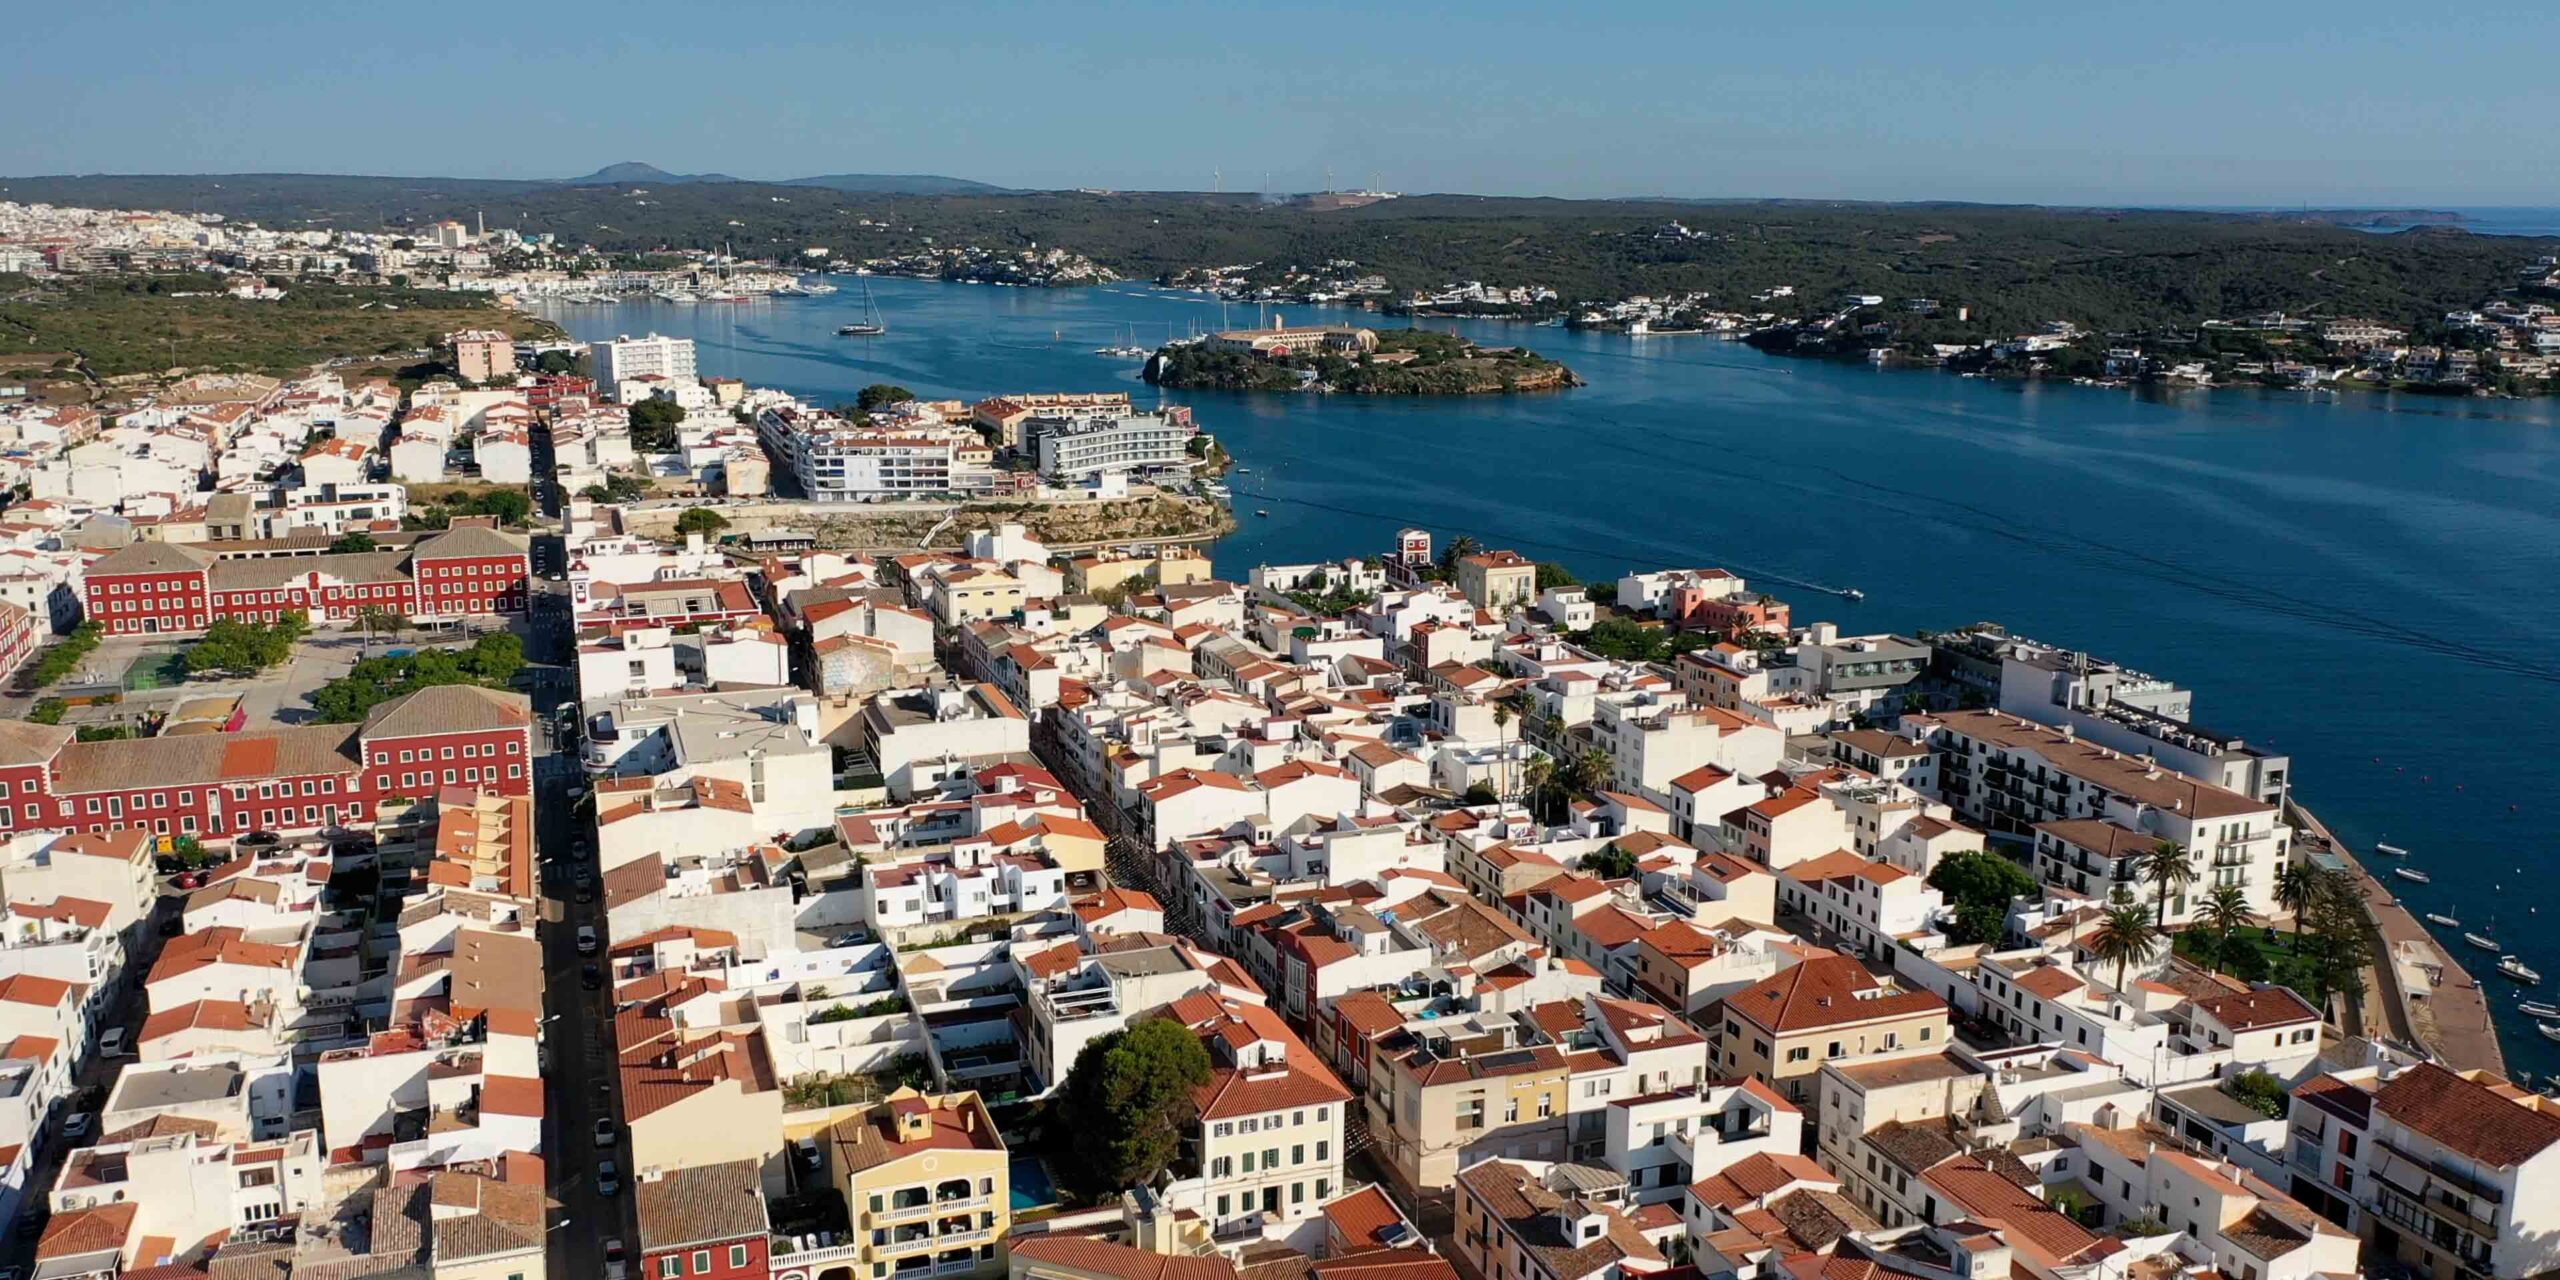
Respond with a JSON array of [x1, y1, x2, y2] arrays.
[[1145, 318, 1580, 395]]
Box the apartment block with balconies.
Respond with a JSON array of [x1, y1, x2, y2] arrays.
[[826, 1090, 1010, 1280]]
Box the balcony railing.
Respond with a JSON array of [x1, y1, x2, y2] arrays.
[[872, 1192, 989, 1224], [772, 1237, 865, 1267]]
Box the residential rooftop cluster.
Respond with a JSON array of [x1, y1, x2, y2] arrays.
[[0, 274, 2535, 1280]]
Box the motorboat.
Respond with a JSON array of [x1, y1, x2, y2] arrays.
[[2391, 867, 2430, 884], [2519, 1000, 2560, 1019], [2466, 933, 2502, 952], [2374, 842, 2409, 857], [2542, 1022, 2560, 1042], [2425, 912, 2461, 928], [2500, 956, 2543, 985]]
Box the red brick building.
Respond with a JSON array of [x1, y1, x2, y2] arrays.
[[82, 523, 530, 636], [0, 684, 533, 840], [636, 1158, 771, 1280]]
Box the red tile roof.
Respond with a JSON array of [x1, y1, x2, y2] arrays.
[[2373, 1062, 2560, 1166], [1723, 954, 1947, 1035]]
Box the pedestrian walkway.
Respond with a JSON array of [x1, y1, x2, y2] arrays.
[[2293, 802, 2506, 1075]]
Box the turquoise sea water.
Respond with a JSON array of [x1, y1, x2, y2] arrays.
[[544, 277, 2560, 1080]]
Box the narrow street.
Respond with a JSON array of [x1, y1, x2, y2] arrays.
[[524, 521, 639, 1277]]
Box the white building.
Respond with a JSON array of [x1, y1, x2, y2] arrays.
[[592, 333, 698, 389]]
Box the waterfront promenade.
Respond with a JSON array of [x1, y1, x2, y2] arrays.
[[2292, 801, 2507, 1076]]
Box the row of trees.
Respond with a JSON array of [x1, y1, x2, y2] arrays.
[[184, 612, 307, 678], [309, 633, 523, 724], [404, 487, 533, 530]]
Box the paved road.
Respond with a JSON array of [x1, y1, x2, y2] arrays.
[[524, 531, 636, 1276]]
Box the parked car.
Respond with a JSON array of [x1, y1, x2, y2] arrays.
[[62, 1113, 92, 1140], [173, 871, 207, 890], [828, 931, 866, 949], [580, 962, 602, 990], [576, 925, 598, 955], [593, 1118, 616, 1149], [97, 1027, 128, 1057], [575, 885, 595, 905], [603, 1238, 629, 1280], [597, 1159, 621, 1197]]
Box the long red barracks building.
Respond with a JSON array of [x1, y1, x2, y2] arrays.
[[0, 684, 533, 841], [82, 522, 531, 636]]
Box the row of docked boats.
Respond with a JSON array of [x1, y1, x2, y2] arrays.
[[2379, 840, 2541, 985], [2387, 842, 2560, 1039]]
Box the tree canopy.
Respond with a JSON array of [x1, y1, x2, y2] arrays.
[[628, 397, 686, 450], [1925, 849, 2040, 946], [184, 613, 307, 678], [1053, 1017, 1211, 1200], [674, 506, 730, 537], [1570, 617, 1719, 664], [309, 633, 524, 724], [328, 531, 378, 554], [855, 383, 915, 413]]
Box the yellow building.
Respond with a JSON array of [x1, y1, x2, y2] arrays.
[[826, 1089, 1011, 1280], [1365, 1021, 1570, 1191], [1454, 551, 1536, 612], [1714, 953, 1950, 1118]]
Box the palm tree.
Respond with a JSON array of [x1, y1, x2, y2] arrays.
[[2273, 863, 2318, 949], [2089, 903, 2163, 994], [2140, 840, 2200, 929], [1492, 704, 1514, 799], [1522, 752, 1559, 822], [1439, 534, 1482, 579], [2198, 884, 2254, 973]]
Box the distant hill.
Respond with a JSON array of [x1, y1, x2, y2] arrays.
[[559, 162, 742, 186], [557, 163, 1002, 194], [780, 172, 1007, 195]]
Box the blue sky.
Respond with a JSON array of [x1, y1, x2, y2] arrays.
[[8, 0, 2558, 206]]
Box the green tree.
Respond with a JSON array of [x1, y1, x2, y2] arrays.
[[28, 698, 66, 725], [2197, 884, 2254, 974], [1583, 843, 1639, 879], [184, 613, 306, 677], [1461, 781, 1501, 805], [328, 531, 379, 554], [1437, 534, 1482, 580], [627, 397, 687, 450], [674, 506, 731, 538], [855, 383, 915, 414], [1534, 561, 1578, 592], [1054, 1018, 1211, 1201], [1925, 850, 2040, 946], [2273, 863, 2319, 947], [309, 633, 524, 723], [2225, 1069, 2289, 1120], [470, 488, 532, 526], [2140, 840, 2199, 929], [2089, 902, 2163, 993]]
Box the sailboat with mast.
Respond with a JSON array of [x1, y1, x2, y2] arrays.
[[837, 280, 887, 336]]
